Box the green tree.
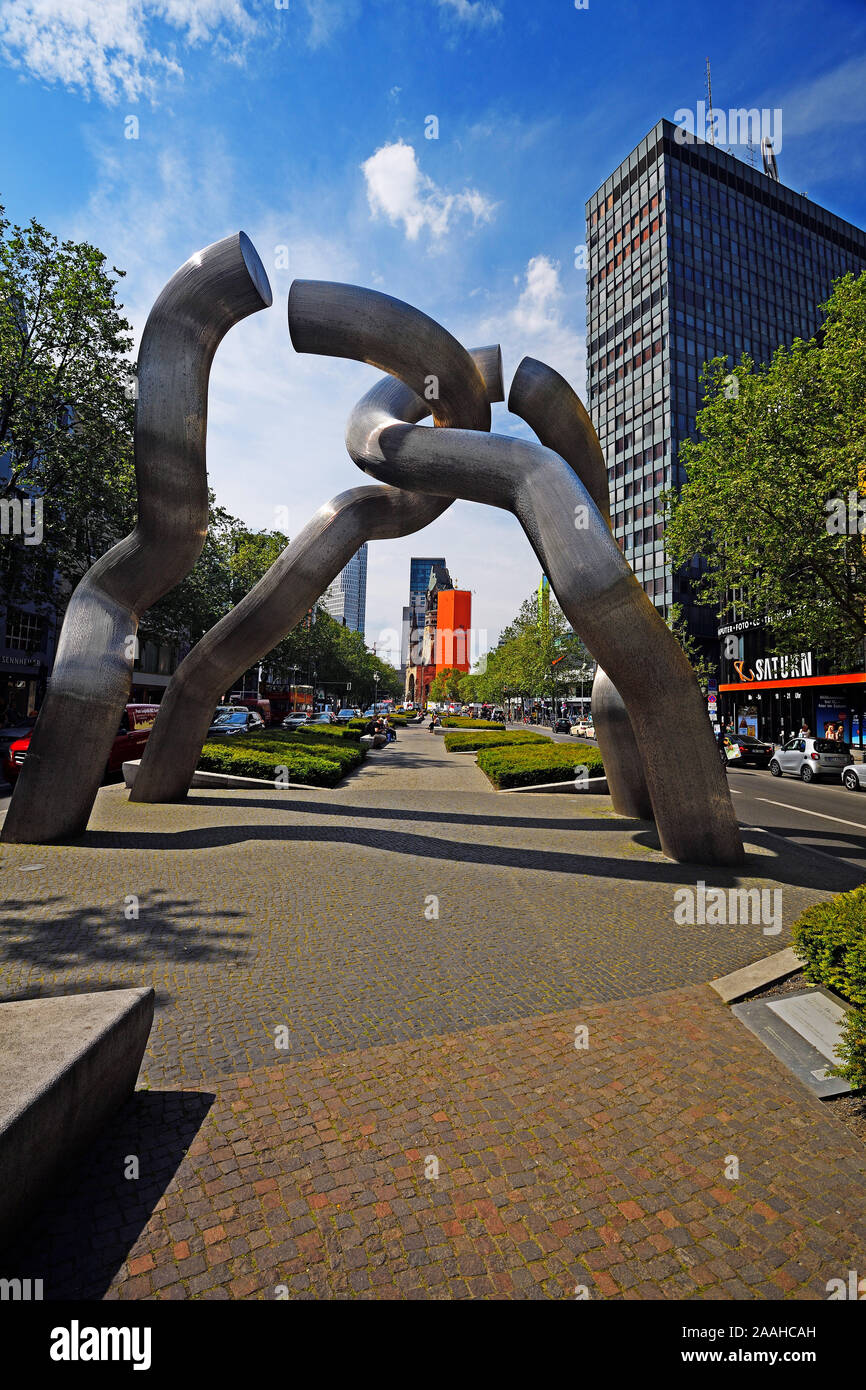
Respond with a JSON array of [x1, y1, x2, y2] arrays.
[[496, 590, 593, 702], [665, 272, 866, 669], [0, 203, 136, 613]]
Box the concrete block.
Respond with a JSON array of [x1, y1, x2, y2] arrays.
[[499, 777, 610, 795], [709, 947, 803, 1003], [122, 761, 312, 792], [0, 987, 154, 1247]]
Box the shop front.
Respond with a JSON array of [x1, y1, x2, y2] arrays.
[[0, 655, 42, 722], [717, 622, 866, 748]]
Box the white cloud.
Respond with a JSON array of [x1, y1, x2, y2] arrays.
[[301, 0, 359, 51], [361, 140, 496, 242], [776, 53, 866, 138], [479, 254, 585, 395], [0, 0, 257, 103], [437, 0, 502, 28]]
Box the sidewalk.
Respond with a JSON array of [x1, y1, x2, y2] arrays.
[[2, 724, 865, 1298]]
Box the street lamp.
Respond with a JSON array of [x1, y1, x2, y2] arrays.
[[373, 672, 380, 711], [289, 664, 298, 715]]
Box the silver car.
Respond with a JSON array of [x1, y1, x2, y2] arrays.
[[769, 736, 851, 783], [841, 761, 866, 792]]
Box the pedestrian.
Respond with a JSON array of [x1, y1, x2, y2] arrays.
[[799, 719, 811, 737]]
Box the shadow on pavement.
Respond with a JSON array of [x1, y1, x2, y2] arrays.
[[0, 1088, 214, 1299], [73, 819, 862, 893], [0, 888, 248, 975]]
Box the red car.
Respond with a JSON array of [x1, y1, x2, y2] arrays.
[[2, 703, 160, 783]]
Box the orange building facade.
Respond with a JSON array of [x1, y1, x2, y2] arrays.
[[434, 590, 472, 674]]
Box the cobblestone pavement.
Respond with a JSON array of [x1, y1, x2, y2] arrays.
[[0, 728, 859, 1086], [5, 984, 866, 1300], [2, 726, 865, 1300]]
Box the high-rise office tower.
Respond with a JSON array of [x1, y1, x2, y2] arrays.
[[585, 117, 866, 653], [319, 542, 368, 634], [402, 556, 447, 667]]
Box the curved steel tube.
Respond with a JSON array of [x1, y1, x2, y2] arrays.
[[508, 357, 654, 820], [130, 334, 501, 803], [289, 285, 742, 864], [2, 232, 272, 843]]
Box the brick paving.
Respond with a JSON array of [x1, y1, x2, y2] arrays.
[[0, 727, 859, 1085], [1, 725, 865, 1299], [5, 984, 866, 1300]]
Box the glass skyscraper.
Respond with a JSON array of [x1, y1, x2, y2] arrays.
[[585, 117, 866, 652], [319, 542, 368, 634], [403, 556, 446, 667]]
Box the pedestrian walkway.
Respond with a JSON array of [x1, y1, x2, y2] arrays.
[[1, 723, 864, 1298]]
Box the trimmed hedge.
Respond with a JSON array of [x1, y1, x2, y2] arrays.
[[199, 741, 345, 787], [443, 730, 549, 753], [200, 726, 367, 786], [440, 716, 501, 729], [792, 886, 866, 1088], [477, 740, 605, 790]]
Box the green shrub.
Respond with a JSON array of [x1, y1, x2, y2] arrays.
[[477, 740, 605, 789], [791, 886, 866, 1089], [443, 730, 549, 753], [791, 886, 866, 1008], [440, 716, 501, 729], [795, 884, 866, 1089], [833, 1010, 866, 1091], [199, 741, 345, 787]]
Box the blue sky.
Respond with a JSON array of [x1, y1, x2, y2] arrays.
[[1, 0, 865, 660]]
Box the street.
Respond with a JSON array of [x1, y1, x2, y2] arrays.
[[509, 721, 866, 872], [6, 738, 866, 872]]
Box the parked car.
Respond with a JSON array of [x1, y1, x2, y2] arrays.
[[308, 711, 337, 725], [841, 761, 866, 792], [769, 736, 851, 783], [0, 713, 38, 759], [2, 703, 161, 783], [336, 708, 359, 722], [553, 718, 571, 733], [723, 734, 775, 767], [282, 713, 310, 730], [212, 704, 248, 723], [570, 719, 594, 738], [208, 709, 266, 737]]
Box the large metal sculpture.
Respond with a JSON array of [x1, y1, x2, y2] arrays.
[[507, 358, 653, 820], [1, 233, 272, 844], [130, 341, 503, 803], [0, 246, 743, 867], [288, 280, 744, 867]]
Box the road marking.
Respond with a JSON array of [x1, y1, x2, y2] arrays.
[[753, 797, 866, 832]]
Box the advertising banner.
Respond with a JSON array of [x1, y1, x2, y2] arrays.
[[816, 694, 850, 742]]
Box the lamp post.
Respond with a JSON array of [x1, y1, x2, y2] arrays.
[[289, 664, 298, 715], [373, 672, 380, 712]]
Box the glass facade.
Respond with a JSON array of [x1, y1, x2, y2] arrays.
[[403, 556, 447, 666], [585, 118, 866, 651], [319, 542, 368, 634]]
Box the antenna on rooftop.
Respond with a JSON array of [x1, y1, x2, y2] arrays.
[[705, 57, 715, 146]]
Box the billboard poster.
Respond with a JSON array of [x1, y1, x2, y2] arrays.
[[735, 706, 758, 738], [816, 694, 850, 741]]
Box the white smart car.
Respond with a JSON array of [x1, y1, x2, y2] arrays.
[[768, 736, 851, 783]]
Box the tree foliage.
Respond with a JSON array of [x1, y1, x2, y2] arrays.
[[665, 272, 866, 668], [0, 203, 136, 611]]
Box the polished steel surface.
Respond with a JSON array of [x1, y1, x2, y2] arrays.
[[131, 329, 502, 803], [289, 284, 742, 865], [1, 233, 272, 844], [508, 357, 654, 820]]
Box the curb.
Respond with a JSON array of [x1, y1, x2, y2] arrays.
[[497, 777, 610, 795], [709, 946, 804, 1004], [122, 761, 319, 792]]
